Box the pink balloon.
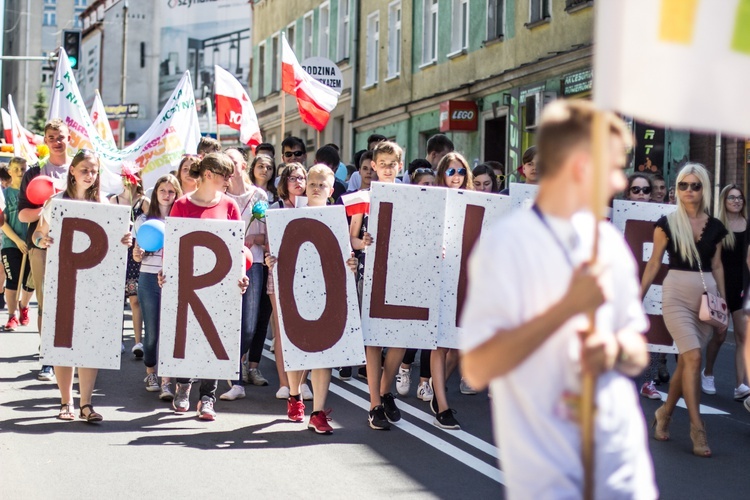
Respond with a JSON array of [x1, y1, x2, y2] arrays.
[[243, 246, 253, 272], [27, 175, 57, 205]]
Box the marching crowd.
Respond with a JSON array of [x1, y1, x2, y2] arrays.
[[1, 103, 748, 476]]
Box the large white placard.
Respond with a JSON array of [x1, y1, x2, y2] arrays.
[[361, 183, 445, 348], [40, 199, 130, 369], [438, 191, 511, 348], [266, 205, 366, 371], [158, 217, 244, 379], [612, 200, 678, 353], [509, 182, 538, 211]]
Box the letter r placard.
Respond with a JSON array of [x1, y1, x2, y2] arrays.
[[158, 217, 244, 380], [40, 199, 131, 369]]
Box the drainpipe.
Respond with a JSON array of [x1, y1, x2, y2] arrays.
[[349, 0, 360, 157], [713, 132, 721, 215]]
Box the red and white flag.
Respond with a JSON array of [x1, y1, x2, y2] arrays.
[[1, 107, 43, 146], [7, 96, 38, 163], [341, 190, 370, 216], [215, 65, 262, 149], [281, 35, 339, 132]]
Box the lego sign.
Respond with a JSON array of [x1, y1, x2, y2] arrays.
[[439, 100, 478, 132]]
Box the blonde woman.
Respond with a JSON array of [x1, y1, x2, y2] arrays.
[[641, 163, 728, 457], [703, 185, 750, 400]]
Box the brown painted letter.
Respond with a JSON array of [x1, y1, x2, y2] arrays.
[[369, 202, 430, 320], [54, 218, 108, 348], [174, 231, 231, 360], [277, 218, 347, 352], [456, 204, 485, 326]]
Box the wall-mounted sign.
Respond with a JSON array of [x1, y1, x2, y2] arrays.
[[439, 100, 479, 132], [561, 69, 593, 96], [300, 57, 343, 94], [104, 103, 140, 119]]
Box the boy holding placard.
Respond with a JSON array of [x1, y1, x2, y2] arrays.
[[266, 164, 348, 434], [350, 141, 407, 430]]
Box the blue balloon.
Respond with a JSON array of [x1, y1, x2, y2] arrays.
[[137, 219, 165, 252]]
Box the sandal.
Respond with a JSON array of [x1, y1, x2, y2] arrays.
[[57, 402, 75, 421], [79, 404, 103, 423]]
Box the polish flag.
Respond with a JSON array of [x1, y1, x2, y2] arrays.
[[214, 65, 262, 149], [7, 95, 39, 163], [341, 190, 371, 216], [90, 91, 116, 147], [281, 35, 339, 132], [1, 108, 43, 146]]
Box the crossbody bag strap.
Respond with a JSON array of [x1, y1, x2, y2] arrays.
[[696, 259, 709, 294]]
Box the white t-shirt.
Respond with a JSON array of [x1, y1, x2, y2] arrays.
[[133, 214, 163, 274], [460, 209, 657, 500]]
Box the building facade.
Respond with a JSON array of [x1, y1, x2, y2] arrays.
[[251, 0, 356, 163]]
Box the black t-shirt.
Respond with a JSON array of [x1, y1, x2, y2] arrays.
[[655, 215, 728, 271]]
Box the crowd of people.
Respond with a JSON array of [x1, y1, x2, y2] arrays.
[[1, 104, 748, 488]]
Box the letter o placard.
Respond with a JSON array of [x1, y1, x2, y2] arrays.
[[277, 218, 348, 352]]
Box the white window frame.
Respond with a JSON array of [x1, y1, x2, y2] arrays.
[[364, 11, 380, 88], [318, 2, 330, 58], [271, 33, 280, 92], [486, 0, 505, 41], [286, 22, 296, 52], [529, 0, 551, 23], [258, 41, 266, 97], [337, 0, 351, 61], [387, 1, 402, 79], [449, 0, 469, 56], [421, 0, 439, 66], [303, 11, 314, 60], [43, 8, 56, 26]]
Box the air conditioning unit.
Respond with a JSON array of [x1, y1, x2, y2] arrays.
[[525, 91, 558, 130]]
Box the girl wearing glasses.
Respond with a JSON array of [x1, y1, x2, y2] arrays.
[[266, 164, 312, 401], [430, 152, 475, 430], [33, 149, 134, 423], [641, 163, 728, 457], [703, 185, 750, 401], [625, 173, 653, 202], [248, 153, 278, 204]]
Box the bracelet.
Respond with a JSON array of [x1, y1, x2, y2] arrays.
[[34, 235, 44, 247]]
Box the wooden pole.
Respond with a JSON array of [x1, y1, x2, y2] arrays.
[[316, 129, 321, 151], [581, 111, 610, 500]]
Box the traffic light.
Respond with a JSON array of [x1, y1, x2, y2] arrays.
[[62, 30, 81, 70]]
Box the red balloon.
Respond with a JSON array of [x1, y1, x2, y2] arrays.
[[27, 175, 57, 205], [243, 246, 253, 272]]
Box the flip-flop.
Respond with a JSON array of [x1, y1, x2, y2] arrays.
[[57, 403, 75, 421]]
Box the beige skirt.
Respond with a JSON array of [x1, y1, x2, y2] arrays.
[[662, 270, 716, 353]]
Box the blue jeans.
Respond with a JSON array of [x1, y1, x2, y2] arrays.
[[138, 272, 161, 369], [235, 263, 264, 385]]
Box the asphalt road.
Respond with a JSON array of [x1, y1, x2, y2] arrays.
[[1, 304, 749, 499]]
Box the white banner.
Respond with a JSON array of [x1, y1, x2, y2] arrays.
[[509, 182, 537, 211], [158, 217, 244, 380], [595, 0, 750, 137], [266, 205, 366, 371], [40, 199, 130, 369], [438, 190, 511, 348], [361, 183, 445, 349], [612, 200, 678, 353], [48, 49, 201, 193]]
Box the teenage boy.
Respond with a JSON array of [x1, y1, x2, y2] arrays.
[[499, 146, 537, 195], [651, 174, 668, 203], [18, 118, 73, 381], [350, 141, 407, 430], [266, 164, 348, 434], [281, 136, 307, 166], [461, 100, 656, 498], [315, 145, 347, 202]]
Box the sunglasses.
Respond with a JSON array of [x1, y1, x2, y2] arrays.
[[283, 150, 306, 159], [412, 168, 434, 175], [677, 182, 702, 192], [446, 167, 467, 177], [727, 195, 744, 202], [629, 186, 652, 195]]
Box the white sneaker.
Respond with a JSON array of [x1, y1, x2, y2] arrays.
[[417, 381, 434, 401], [276, 386, 291, 399], [219, 385, 246, 401], [396, 366, 411, 396], [247, 368, 269, 386], [132, 342, 144, 358], [144, 373, 160, 392], [300, 383, 313, 400], [701, 369, 716, 395], [734, 383, 750, 400]]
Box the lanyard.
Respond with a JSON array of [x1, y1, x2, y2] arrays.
[[531, 204, 575, 268]]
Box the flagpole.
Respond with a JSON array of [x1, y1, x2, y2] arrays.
[[581, 110, 610, 500], [280, 33, 287, 146], [280, 93, 286, 144], [316, 129, 321, 151]]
